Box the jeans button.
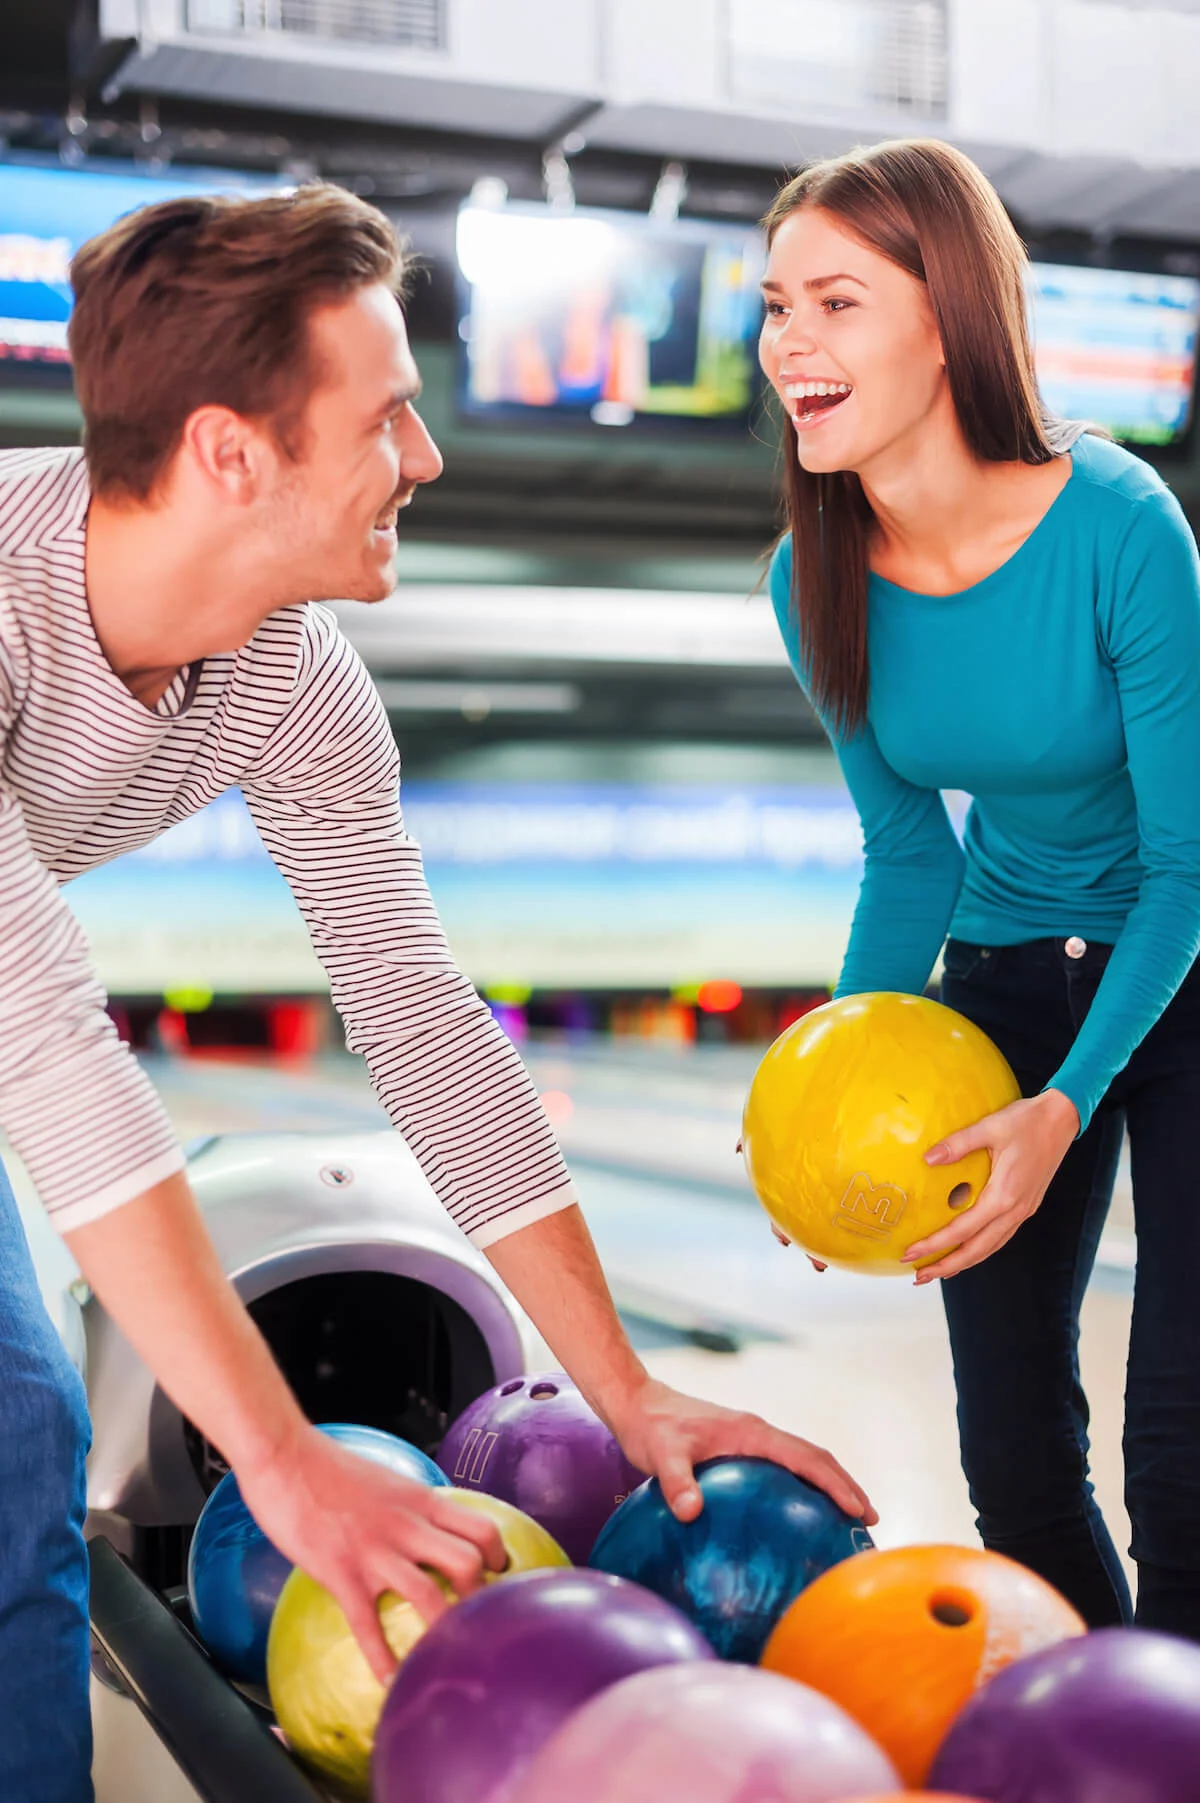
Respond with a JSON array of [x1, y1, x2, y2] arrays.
[[1065, 936, 1087, 959]]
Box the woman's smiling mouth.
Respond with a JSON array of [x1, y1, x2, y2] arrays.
[[784, 379, 854, 430]]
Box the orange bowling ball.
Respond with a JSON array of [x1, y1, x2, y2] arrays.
[[760, 1544, 1085, 1787]]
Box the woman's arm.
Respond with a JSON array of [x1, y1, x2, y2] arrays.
[[905, 485, 1200, 1282], [1046, 489, 1200, 1129]]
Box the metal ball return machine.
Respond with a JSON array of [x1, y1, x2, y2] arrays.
[[84, 1130, 539, 1802]]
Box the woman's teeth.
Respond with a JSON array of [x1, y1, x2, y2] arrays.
[[783, 380, 853, 427], [785, 381, 852, 399]]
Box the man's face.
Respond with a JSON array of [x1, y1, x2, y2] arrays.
[[264, 283, 443, 603]]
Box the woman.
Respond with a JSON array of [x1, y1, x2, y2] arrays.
[[759, 138, 1200, 1639]]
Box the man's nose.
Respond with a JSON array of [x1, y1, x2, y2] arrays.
[[404, 407, 444, 483]]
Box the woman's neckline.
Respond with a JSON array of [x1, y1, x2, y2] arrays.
[[868, 451, 1076, 603]]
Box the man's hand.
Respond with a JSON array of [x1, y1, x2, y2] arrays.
[[484, 1204, 874, 1530], [67, 1174, 506, 1685], [902, 1088, 1079, 1282], [606, 1377, 877, 1527], [235, 1425, 505, 1685]]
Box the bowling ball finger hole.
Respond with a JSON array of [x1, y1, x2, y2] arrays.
[[500, 1380, 524, 1396], [947, 1183, 973, 1211], [529, 1383, 559, 1401], [929, 1589, 975, 1628]]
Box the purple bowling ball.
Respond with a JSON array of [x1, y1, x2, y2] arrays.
[[931, 1626, 1200, 1801], [437, 1371, 644, 1563], [370, 1568, 715, 1803]]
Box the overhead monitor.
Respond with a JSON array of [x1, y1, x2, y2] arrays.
[[1027, 260, 1200, 450], [0, 160, 282, 373], [455, 200, 767, 431]]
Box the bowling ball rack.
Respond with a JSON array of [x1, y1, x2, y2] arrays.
[[89, 1537, 327, 1803]]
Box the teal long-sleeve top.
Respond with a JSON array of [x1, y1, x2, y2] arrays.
[[769, 431, 1200, 1132]]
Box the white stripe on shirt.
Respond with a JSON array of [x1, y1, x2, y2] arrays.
[[0, 446, 576, 1241]]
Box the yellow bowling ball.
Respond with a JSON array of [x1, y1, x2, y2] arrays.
[[266, 1489, 569, 1794], [742, 992, 1020, 1276]]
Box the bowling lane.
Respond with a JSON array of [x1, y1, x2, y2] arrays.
[[0, 1037, 1137, 1594]]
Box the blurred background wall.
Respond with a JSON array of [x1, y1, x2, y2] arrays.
[[4, 0, 1199, 1053]]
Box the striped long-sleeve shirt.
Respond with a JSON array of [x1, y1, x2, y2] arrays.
[[0, 445, 577, 1243]]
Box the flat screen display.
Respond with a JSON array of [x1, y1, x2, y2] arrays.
[[1028, 260, 1200, 448], [64, 781, 864, 994], [0, 161, 281, 370], [455, 201, 767, 430]]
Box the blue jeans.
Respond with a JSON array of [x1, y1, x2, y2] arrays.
[[0, 1156, 93, 1801], [942, 935, 1200, 1639]]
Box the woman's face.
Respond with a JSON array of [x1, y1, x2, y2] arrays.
[[758, 206, 947, 477]]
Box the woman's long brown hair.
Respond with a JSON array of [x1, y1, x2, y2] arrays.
[[763, 139, 1055, 738]]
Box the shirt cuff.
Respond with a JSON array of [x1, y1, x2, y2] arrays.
[[47, 1145, 188, 1233], [464, 1181, 579, 1251]]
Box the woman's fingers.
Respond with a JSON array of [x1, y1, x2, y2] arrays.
[[768, 1221, 827, 1270], [925, 1099, 1020, 1167], [914, 1212, 1024, 1282], [902, 1175, 1005, 1264]]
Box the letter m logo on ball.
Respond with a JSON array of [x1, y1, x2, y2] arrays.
[[833, 1174, 908, 1241]]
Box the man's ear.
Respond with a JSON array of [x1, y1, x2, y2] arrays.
[[178, 406, 269, 503]]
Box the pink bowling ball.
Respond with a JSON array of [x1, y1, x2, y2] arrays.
[[509, 1660, 901, 1803]]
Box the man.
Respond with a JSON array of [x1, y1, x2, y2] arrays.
[[0, 183, 871, 1802]]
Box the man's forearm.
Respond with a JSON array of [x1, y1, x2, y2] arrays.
[[66, 1170, 308, 1474], [483, 1204, 648, 1429]]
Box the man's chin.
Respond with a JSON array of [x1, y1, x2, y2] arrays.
[[329, 564, 398, 605]]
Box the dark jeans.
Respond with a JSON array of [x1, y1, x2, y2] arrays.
[[941, 935, 1200, 1641]]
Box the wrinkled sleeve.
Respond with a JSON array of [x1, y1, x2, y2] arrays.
[[241, 605, 576, 1248], [770, 538, 965, 998], [0, 591, 183, 1230], [1048, 491, 1200, 1129]]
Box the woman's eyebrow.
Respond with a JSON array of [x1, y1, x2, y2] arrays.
[[760, 273, 870, 295]]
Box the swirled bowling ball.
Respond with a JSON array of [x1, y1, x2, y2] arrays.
[[742, 993, 1020, 1275], [371, 1569, 714, 1803], [588, 1456, 873, 1663], [930, 1627, 1200, 1802], [188, 1422, 448, 1683], [267, 1491, 568, 1795], [507, 1662, 901, 1803], [437, 1372, 644, 1563], [762, 1543, 1085, 1786]]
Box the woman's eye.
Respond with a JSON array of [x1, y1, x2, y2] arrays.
[[765, 301, 788, 318], [823, 297, 853, 313]]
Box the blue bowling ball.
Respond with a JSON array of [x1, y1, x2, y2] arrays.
[[588, 1456, 873, 1663], [187, 1422, 448, 1683]]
